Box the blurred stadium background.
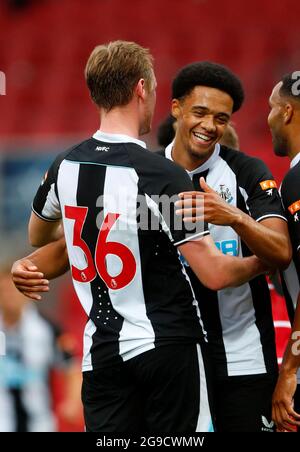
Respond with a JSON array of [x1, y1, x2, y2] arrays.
[[0, 0, 299, 431]]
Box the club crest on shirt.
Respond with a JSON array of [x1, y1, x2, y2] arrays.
[[217, 184, 233, 204]]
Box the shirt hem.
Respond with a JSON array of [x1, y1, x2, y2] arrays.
[[31, 205, 62, 222], [82, 338, 200, 372], [226, 367, 271, 377]]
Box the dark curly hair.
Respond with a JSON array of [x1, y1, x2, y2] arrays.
[[172, 61, 244, 113]]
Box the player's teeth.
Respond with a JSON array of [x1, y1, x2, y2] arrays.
[[194, 133, 210, 141]]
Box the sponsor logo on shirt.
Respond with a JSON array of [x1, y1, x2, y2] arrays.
[[260, 180, 277, 191], [288, 200, 300, 215], [261, 415, 275, 432], [215, 239, 238, 256]]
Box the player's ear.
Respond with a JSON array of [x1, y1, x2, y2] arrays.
[[283, 102, 294, 124], [171, 99, 181, 120], [136, 79, 146, 100]]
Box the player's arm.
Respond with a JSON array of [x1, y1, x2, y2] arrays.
[[11, 237, 69, 300], [176, 176, 291, 270], [29, 154, 64, 247], [178, 234, 267, 291], [272, 172, 300, 430], [151, 161, 270, 290], [272, 286, 300, 431], [29, 212, 63, 247]]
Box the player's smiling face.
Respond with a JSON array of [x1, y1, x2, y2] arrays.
[[172, 86, 233, 162]]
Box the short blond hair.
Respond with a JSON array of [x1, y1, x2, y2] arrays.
[[85, 40, 154, 111]]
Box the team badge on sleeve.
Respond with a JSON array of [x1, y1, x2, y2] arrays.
[[259, 180, 277, 196], [288, 200, 300, 221]]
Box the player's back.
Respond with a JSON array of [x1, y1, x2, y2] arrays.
[[34, 132, 206, 371]]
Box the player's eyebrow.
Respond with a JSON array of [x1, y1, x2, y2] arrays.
[[191, 105, 209, 112], [192, 105, 230, 120]]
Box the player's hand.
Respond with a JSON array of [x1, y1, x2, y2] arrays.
[[175, 177, 243, 226], [11, 259, 49, 301], [272, 371, 300, 432]]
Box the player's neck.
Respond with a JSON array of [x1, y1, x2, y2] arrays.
[[172, 136, 212, 172], [99, 106, 140, 140], [288, 141, 300, 162]]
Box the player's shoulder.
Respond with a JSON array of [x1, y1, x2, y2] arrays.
[[155, 148, 166, 157], [50, 138, 94, 170], [282, 161, 300, 193], [126, 143, 188, 179], [59, 138, 96, 161], [219, 145, 268, 170], [282, 160, 300, 184], [219, 145, 272, 182]]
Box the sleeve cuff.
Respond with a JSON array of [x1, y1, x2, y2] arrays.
[[256, 213, 287, 223], [31, 205, 62, 223], [173, 230, 210, 247]]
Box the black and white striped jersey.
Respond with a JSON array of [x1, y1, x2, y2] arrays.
[[280, 154, 300, 384], [32, 131, 209, 372], [161, 142, 286, 378], [281, 155, 300, 316]]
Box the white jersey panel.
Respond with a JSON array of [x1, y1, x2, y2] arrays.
[[57, 160, 96, 370], [102, 165, 155, 361], [207, 157, 266, 375], [58, 160, 94, 315]]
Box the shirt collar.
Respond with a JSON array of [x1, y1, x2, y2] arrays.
[[93, 130, 147, 149], [290, 152, 300, 168], [165, 141, 220, 177]]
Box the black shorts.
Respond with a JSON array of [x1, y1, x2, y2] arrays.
[[81, 343, 214, 433], [213, 373, 278, 432]]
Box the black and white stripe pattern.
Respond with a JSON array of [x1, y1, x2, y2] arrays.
[[280, 157, 300, 384], [163, 142, 284, 377], [33, 132, 208, 372]]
